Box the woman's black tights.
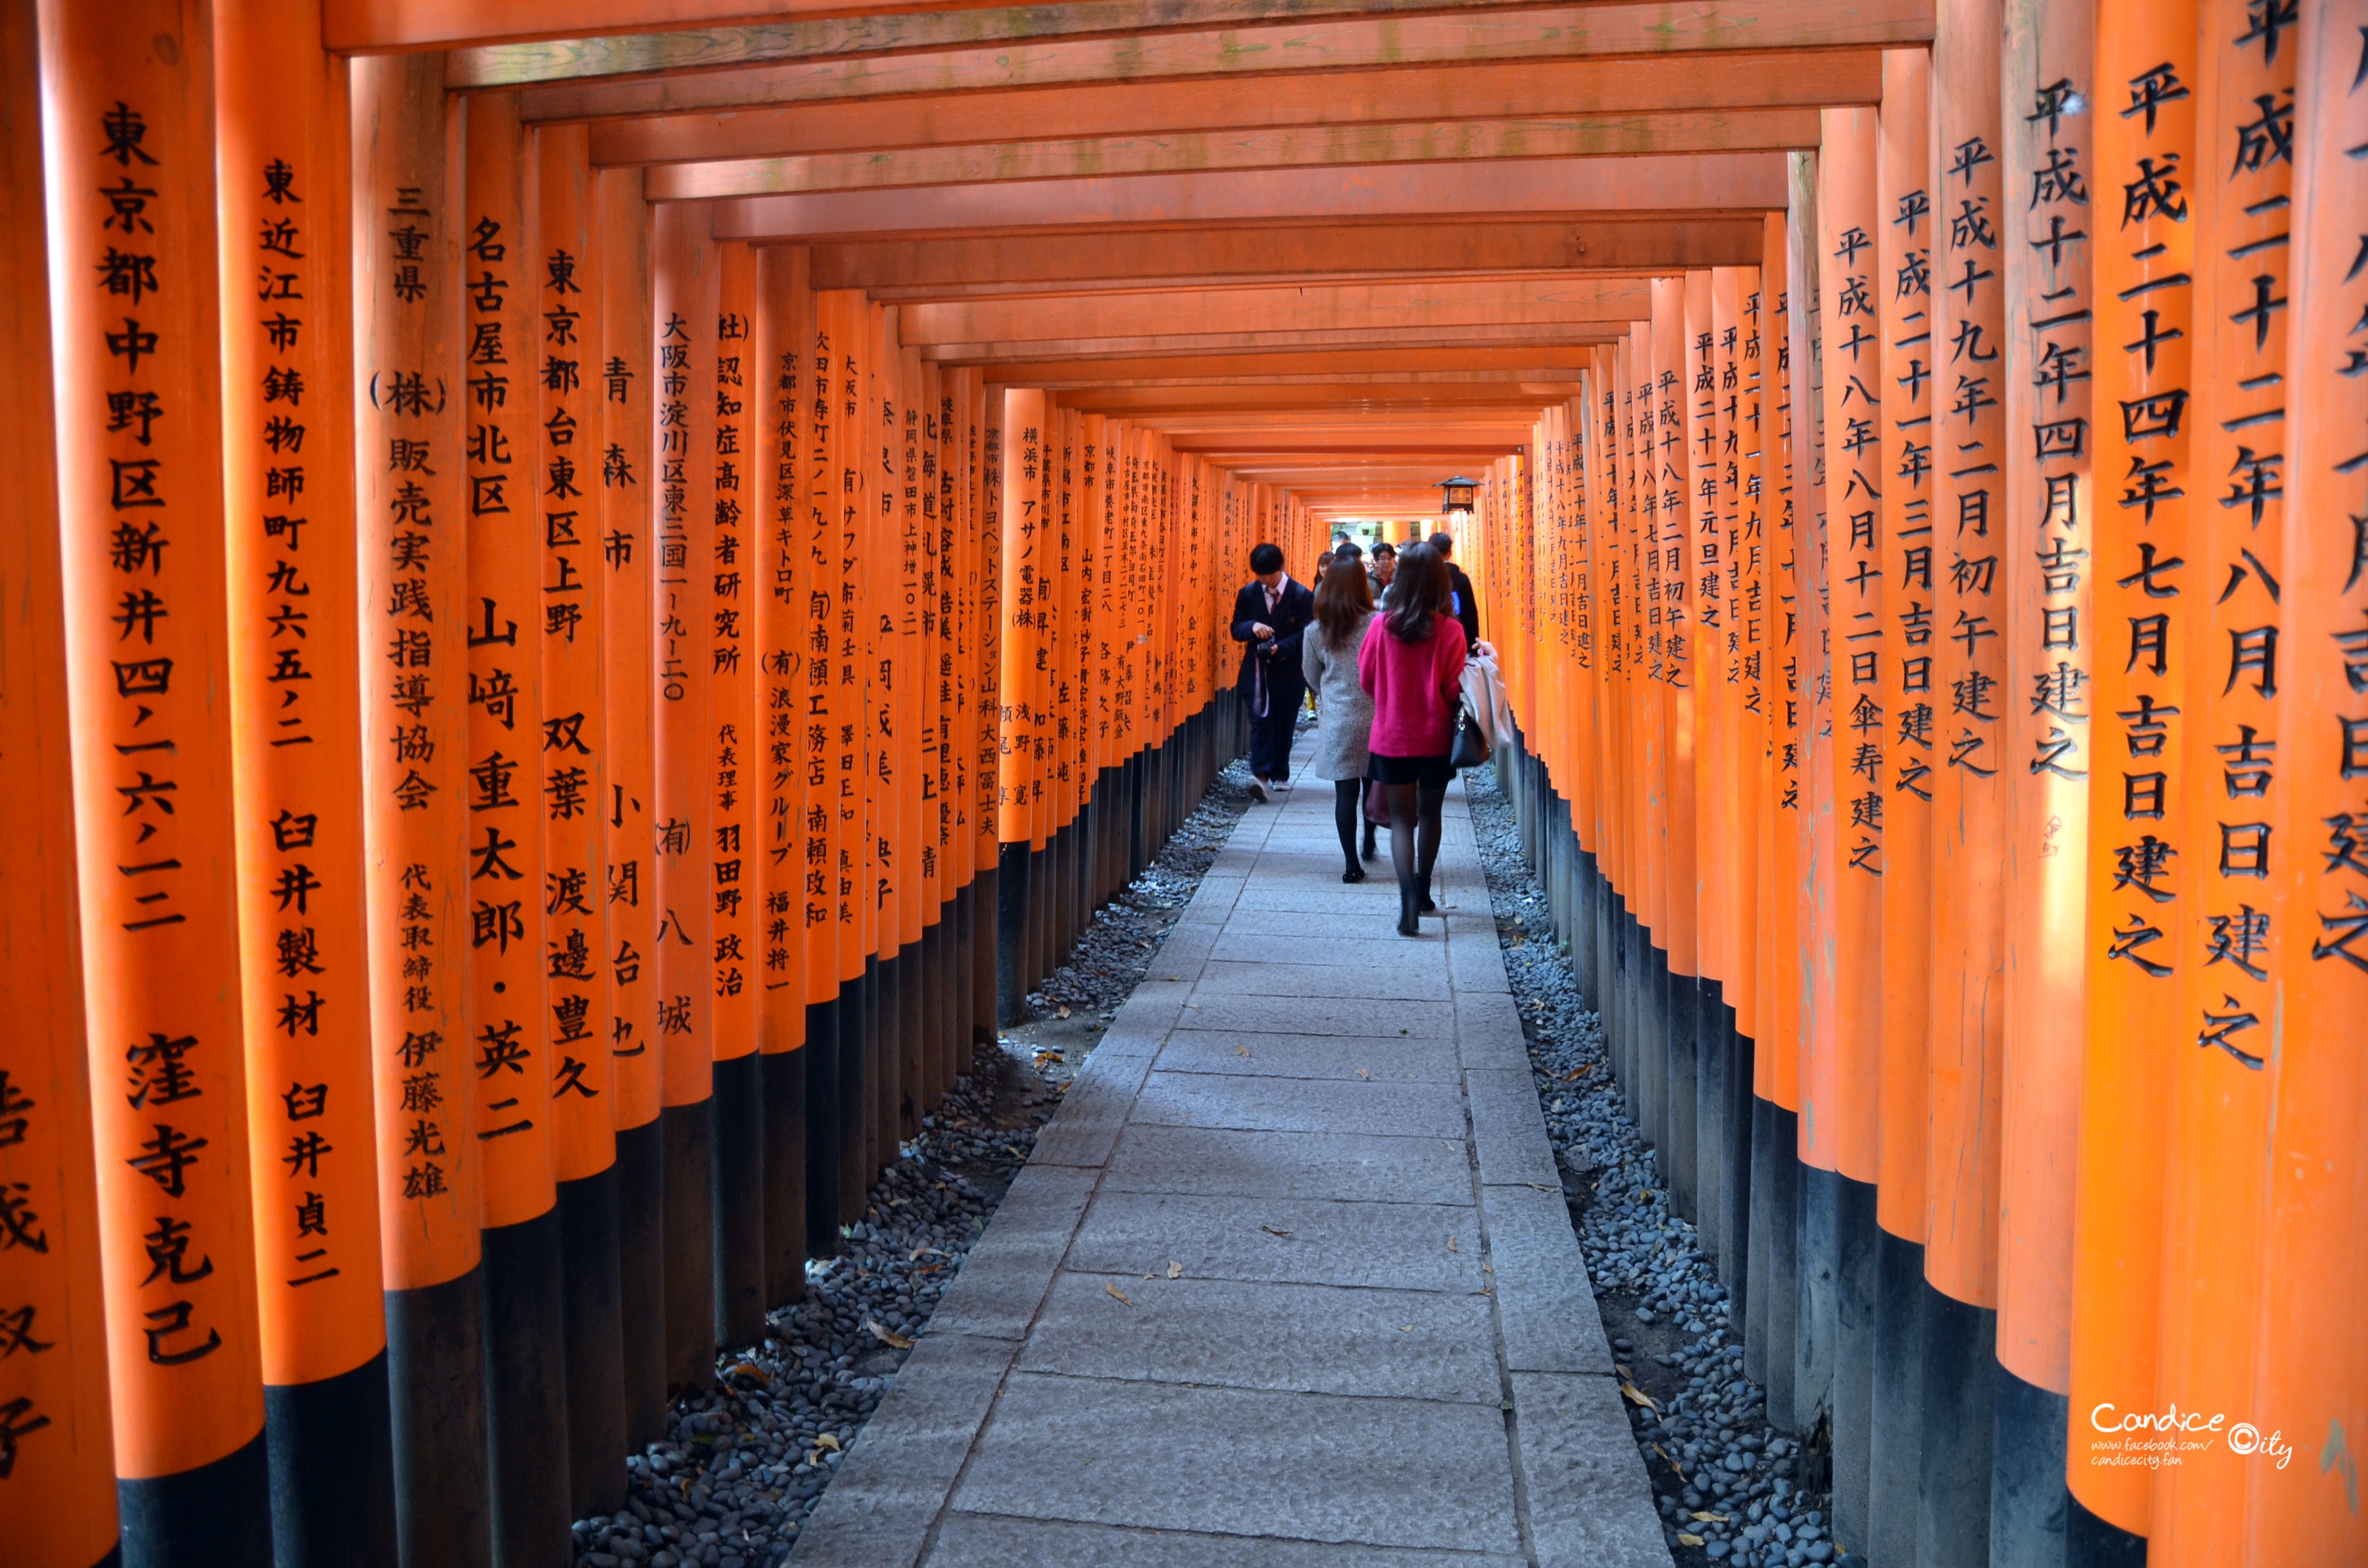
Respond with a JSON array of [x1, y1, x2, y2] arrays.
[[1386, 778, 1447, 933], [1333, 780, 1363, 872]]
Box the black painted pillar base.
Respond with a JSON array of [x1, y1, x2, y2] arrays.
[[1918, 1287, 1997, 1568], [556, 1164, 626, 1522], [120, 1428, 273, 1568], [1764, 1108, 1800, 1431], [1666, 971, 1700, 1223], [661, 1097, 718, 1396], [1833, 1173, 1880, 1556], [711, 1050, 766, 1350], [1694, 980, 1725, 1252], [1798, 1163, 1841, 1432], [803, 998, 842, 1259], [995, 842, 1028, 1026], [835, 973, 868, 1227], [387, 1268, 491, 1568], [865, 956, 891, 1192], [613, 1120, 666, 1451], [1745, 1095, 1775, 1389], [970, 867, 999, 1050], [2067, 1491, 2148, 1567], [482, 1205, 571, 1567], [1720, 1026, 1754, 1305], [1990, 1360, 2069, 1568], [1870, 1227, 1928, 1568], [898, 938, 924, 1139], [267, 1351, 397, 1568], [761, 1045, 808, 1305]]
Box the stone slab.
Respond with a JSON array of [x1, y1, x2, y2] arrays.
[[949, 1375, 1525, 1554], [1101, 1124, 1474, 1207], [1465, 1067, 1561, 1190], [1174, 994, 1458, 1039], [787, 1332, 1017, 1568], [925, 1514, 1529, 1568], [1510, 1371, 1675, 1568], [1015, 1271, 1500, 1403], [1066, 1191, 1484, 1293], [1130, 1070, 1467, 1139], [1028, 1050, 1154, 1169], [1191, 958, 1452, 1002], [1154, 1029, 1462, 1083], [922, 1165, 1098, 1342], [1481, 1184, 1614, 1376], [1207, 933, 1451, 970]]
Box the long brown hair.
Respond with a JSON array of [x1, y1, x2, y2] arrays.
[[1313, 559, 1374, 652], [1383, 541, 1449, 644]]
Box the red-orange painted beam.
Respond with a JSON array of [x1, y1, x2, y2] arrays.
[[584, 53, 1883, 169], [709, 155, 1789, 241]]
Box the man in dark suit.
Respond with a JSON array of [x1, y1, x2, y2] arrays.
[[1229, 541, 1315, 801], [1430, 532, 1481, 650]]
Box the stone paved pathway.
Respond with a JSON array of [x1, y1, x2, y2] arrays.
[[792, 758, 1670, 1567]]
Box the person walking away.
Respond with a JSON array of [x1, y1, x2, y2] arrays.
[[1358, 543, 1467, 935], [1429, 532, 1481, 651], [1302, 555, 1380, 880], [1367, 541, 1396, 603], [1229, 542, 1314, 802]]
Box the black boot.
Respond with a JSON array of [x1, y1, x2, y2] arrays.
[[1361, 821, 1377, 861], [1397, 884, 1420, 938], [1417, 870, 1436, 915]]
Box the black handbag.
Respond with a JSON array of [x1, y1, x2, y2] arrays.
[[1450, 699, 1492, 771]]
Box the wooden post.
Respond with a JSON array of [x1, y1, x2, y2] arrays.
[[458, 88, 571, 1567], [798, 281, 844, 1254], [711, 240, 764, 1352], [2249, 12, 2368, 1560], [752, 242, 811, 1308], [0, 4, 119, 1560], [1994, 3, 2096, 1560], [42, 2, 272, 1556], [595, 165, 664, 1450], [650, 199, 718, 1395], [532, 120, 624, 1524], [2068, 0, 2198, 1543], [818, 290, 872, 1220], [215, 1, 396, 1558], [2151, 2, 2299, 1555], [350, 49, 491, 1568]]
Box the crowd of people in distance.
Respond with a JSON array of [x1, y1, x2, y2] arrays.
[[1229, 532, 1494, 937]]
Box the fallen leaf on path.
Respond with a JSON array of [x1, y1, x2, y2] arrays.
[[1260, 1224, 1291, 1238], [1622, 1382, 1659, 1411], [1691, 1512, 1729, 1524], [1677, 1533, 1706, 1548], [1650, 1442, 1684, 1480], [1236, 1045, 1253, 1058], [1356, 1067, 1370, 1079], [863, 1319, 914, 1350], [1167, 1261, 1183, 1278], [1056, 1006, 1071, 1019], [1105, 1282, 1134, 1306], [1445, 1234, 1459, 1253]]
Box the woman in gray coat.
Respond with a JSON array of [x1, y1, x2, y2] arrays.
[[1303, 559, 1381, 880]]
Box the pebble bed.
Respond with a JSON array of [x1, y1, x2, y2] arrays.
[[1463, 767, 1843, 1568], [570, 758, 1254, 1568]]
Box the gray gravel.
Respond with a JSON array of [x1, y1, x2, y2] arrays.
[[1463, 765, 1839, 1568], [570, 757, 1254, 1568]]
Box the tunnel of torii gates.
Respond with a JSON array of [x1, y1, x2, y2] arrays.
[[0, 0, 2363, 1565]]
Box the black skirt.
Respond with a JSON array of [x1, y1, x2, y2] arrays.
[[1366, 750, 1453, 787]]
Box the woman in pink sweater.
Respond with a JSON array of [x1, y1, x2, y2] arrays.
[[1358, 543, 1469, 936]]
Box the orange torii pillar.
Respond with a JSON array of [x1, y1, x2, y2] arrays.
[[532, 120, 626, 1523], [1, 4, 117, 1562], [818, 289, 875, 1221], [595, 166, 667, 1449], [1864, 50, 1937, 1568], [1924, 1, 2012, 1558], [974, 384, 1006, 1032], [995, 390, 1046, 1024], [1665, 271, 1707, 1232], [795, 286, 843, 1248], [218, 0, 398, 1558], [2152, 6, 2301, 1562], [351, 50, 493, 1568], [2253, 15, 2368, 1564], [856, 300, 893, 1195], [2069, 1, 2197, 1555], [651, 200, 719, 1392], [459, 88, 571, 1567], [1808, 108, 1887, 1458], [752, 242, 812, 1308], [711, 240, 764, 1351], [42, 3, 273, 1558], [1993, 1, 2096, 1561]]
